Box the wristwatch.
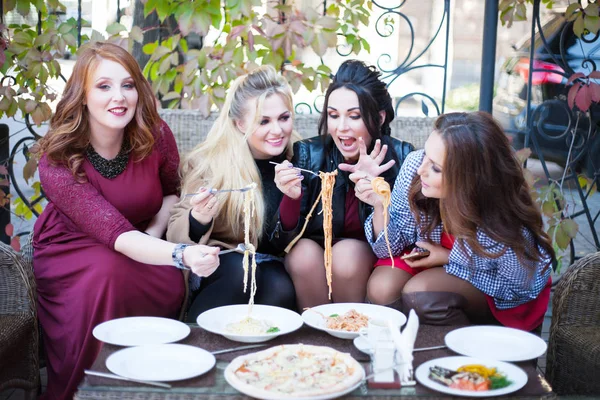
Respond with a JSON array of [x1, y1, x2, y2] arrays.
[[172, 243, 191, 270]]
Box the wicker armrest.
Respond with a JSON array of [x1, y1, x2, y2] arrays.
[[550, 252, 600, 329], [0, 239, 39, 395]]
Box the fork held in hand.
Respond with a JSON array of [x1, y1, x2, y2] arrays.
[[185, 185, 255, 197], [269, 161, 320, 177], [182, 244, 247, 271]]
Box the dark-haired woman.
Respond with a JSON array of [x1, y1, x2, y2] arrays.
[[352, 111, 554, 330], [272, 60, 414, 309]]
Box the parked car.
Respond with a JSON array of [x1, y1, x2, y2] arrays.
[[493, 12, 600, 176]]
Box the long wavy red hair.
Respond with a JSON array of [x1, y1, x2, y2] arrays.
[[39, 42, 159, 180], [409, 112, 554, 273]]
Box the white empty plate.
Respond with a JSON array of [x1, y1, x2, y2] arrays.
[[302, 303, 406, 340], [415, 356, 528, 397], [445, 325, 547, 361], [197, 304, 303, 343], [93, 316, 190, 346], [106, 344, 215, 381]]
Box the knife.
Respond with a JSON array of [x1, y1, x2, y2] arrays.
[[84, 370, 172, 388], [210, 343, 268, 355]]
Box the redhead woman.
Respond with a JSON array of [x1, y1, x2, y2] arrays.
[[33, 42, 220, 399]]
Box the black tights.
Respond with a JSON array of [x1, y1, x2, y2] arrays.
[[186, 252, 297, 322]]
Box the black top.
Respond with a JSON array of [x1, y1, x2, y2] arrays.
[[270, 135, 414, 248], [188, 152, 288, 255]]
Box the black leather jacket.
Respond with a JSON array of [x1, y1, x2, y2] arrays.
[[270, 135, 414, 248]]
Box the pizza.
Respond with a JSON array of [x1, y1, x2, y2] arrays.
[[224, 344, 365, 399]]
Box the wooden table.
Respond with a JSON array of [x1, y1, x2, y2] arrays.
[[75, 324, 556, 399]]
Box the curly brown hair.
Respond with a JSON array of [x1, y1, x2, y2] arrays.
[[39, 42, 159, 180]]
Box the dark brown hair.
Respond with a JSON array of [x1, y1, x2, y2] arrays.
[[39, 42, 159, 180], [409, 111, 554, 271]]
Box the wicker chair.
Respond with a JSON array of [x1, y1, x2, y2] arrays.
[[546, 251, 600, 395], [157, 110, 434, 154], [0, 233, 39, 398]]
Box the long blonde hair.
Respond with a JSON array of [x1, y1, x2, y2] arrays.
[[180, 66, 296, 245]]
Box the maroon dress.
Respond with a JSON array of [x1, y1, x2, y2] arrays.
[[33, 121, 185, 400]]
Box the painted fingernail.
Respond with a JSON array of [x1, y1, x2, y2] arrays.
[[297, 171, 302, 176]]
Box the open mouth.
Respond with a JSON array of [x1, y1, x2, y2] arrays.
[[338, 136, 357, 150], [109, 107, 127, 116]]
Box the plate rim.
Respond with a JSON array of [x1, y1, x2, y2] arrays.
[[92, 316, 191, 346], [105, 343, 216, 382], [415, 355, 528, 397], [301, 303, 407, 338], [444, 325, 548, 361], [196, 304, 304, 339]]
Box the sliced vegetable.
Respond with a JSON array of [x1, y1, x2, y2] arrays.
[[266, 326, 280, 333]]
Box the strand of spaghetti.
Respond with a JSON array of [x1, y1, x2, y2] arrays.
[[371, 177, 394, 268], [242, 189, 252, 293], [320, 171, 337, 299], [284, 191, 322, 253]]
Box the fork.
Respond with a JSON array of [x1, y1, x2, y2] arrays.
[[185, 186, 255, 197], [269, 161, 320, 177], [183, 244, 247, 270]]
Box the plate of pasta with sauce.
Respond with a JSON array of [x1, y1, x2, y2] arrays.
[[197, 304, 303, 343], [302, 303, 406, 339]]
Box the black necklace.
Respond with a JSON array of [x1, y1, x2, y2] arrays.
[[86, 141, 131, 179]]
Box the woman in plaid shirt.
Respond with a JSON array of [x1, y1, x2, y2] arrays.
[[352, 112, 554, 330]]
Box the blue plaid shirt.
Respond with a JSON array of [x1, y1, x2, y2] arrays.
[[365, 150, 552, 309]]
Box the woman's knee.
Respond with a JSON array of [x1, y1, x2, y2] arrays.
[[285, 239, 323, 277], [366, 269, 408, 305], [331, 240, 374, 281]]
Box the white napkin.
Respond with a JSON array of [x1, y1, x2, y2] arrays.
[[388, 309, 419, 385]]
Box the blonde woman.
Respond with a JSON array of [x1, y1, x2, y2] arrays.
[[168, 66, 297, 320]]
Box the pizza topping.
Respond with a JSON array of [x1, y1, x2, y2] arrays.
[[228, 345, 363, 396]]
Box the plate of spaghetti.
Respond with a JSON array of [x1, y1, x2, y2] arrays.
[[302, 303, 406, 339], [197, 304, 303, 343]]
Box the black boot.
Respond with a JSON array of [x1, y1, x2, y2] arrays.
[[401, 291, 470, 325]]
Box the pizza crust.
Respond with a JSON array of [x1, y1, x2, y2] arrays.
[[224, 344, 365, 399]]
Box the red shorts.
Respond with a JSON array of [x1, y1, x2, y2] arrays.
[[374, 233, 551, 331]]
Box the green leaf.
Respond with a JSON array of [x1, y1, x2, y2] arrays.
[[586, 3, 599, 17], [566, 3, 580, 21], [585, 16, 600, 35], [142, 42, 158, 55], [561, 219, 579, 239], [574, 15, 585, 37], [555, 225, 570, 250], [130, 26, 144, 43], [162, 91, 181, 101], [106, 22, 127, 35]]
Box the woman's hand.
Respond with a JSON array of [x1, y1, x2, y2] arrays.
[[404, 241, 450, 269], [190, 187, 219, 225], [183, 245, 220, 277], [338, 137, 396, 177], [349, 172, 383, 207], [274, 160, 303, 200]]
